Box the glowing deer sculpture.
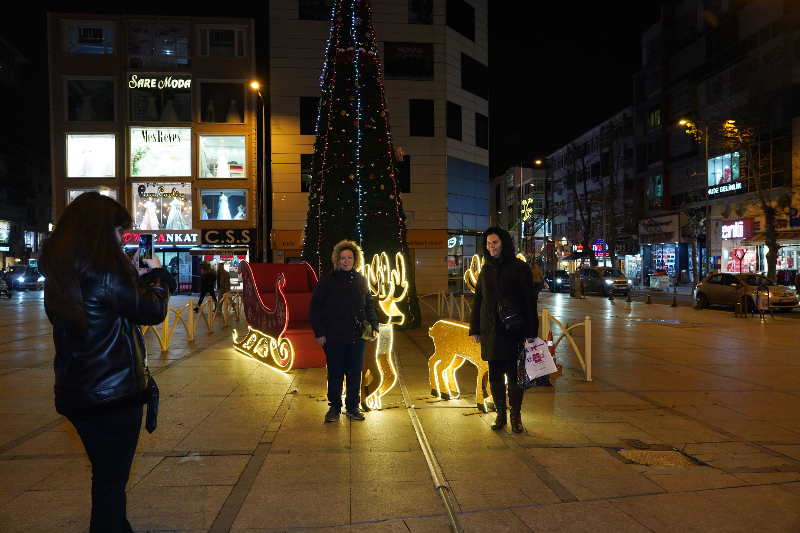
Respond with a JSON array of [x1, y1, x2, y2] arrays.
[[358, 251, 408, 410]]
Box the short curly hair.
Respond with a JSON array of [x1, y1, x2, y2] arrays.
[[331, 240, 364, 271]]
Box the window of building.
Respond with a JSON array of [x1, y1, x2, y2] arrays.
[[129, 74, 192, 122], [66, 79, 115, 122], [646, 139, 662, 165], [475, 112, 488, 149], [461, 53, 488, 100], [198, 27, 246, 57], [199, 189, 247, 221], [64, 23, 115, 54], [66, 134, 116, 177], [199, 136, 246, 178], [409, 99, 434, 137], [446, 0, 475, 41], [67, 188, 118, 206], [300, 97, 319, 135], [198, 82, 244, 123], [408, 0, 433, 24], [384, 42, 434, 80], [129, 127, 191, 177], [127, 21, 190, 68], [648, 174, 663, 210], [646, 105, 661, 129], [132, 182, 193, 230], [395, 155, 411, 193], [446, 101, 462, 141], [300, 154, 313, 192]]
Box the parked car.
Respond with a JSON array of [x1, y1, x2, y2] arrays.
[[695, 273, 798, 312], [13, 267, 44, 290], [544, 270, 570, 292], [578, 267, 632, 295]]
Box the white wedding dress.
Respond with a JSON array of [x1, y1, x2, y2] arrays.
[[218, 194, 232, 220], [165, 198, 189, 230], [233, 205, 246, 220], [216, 148, 230, 177], [139, 200, 160, 230]]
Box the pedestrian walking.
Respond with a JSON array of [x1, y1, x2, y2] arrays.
[[217, 263, 231, 298], [531, 262, 544, 297], [309, 240, 379, 423], [469, 227, 539, 433], [39, 192, 176, 533], [197, 261, 217, 310]]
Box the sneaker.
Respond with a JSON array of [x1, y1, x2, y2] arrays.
[[345, 408, 365, 421], [324, 407, 341, 423]]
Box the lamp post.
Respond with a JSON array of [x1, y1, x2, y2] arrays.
[[679, 118, 735, 278], [251, 82, 270, 263]]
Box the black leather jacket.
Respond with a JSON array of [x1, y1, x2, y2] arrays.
[[47, 267, 176, 417], [309, 269, 379, 345]]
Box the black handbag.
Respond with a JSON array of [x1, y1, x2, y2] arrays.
[[145, 377, 159, 434], [487, 267, 525, 332], [332, 273, 374, 341]]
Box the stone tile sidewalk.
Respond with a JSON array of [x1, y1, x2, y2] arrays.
[[0, 290, 799, 532]]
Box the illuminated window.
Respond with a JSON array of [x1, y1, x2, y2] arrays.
[[66, 134, 116, 177], [199, 135, 246, 178]]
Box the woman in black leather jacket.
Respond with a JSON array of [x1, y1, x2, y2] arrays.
[[39, 192, 176, 533]]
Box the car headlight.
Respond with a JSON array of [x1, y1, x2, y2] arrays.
[[556, 278, 563, 284], [38, 276, 45, 282], [18, 276, 24, 282], [628, 280, 632, 284], [604, 279, 614, 284]]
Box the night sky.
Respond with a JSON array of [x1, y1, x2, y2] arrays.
[[3, 1, 662, 178]]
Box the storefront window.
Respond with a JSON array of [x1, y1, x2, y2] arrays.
[[199, 82, 245, 123], [66, 134, 115, 177], [199, 189, 247, 220], [66, 79, 115, 121], [132, 182, 192, 231], [624, 254, 641, 281], [199, 136, 246, 178], [650, 243, 677, 277], [707, 152, 740, 186], [127, 22, 190, 68], [129, 127, 191, 177], [67, 188, 118, 206], [128, 74, 192, 122], [723, 246, 757, 274], [0, 221, 10, 245], [65, 24, 115, 54], [198, 28, 246, 57]]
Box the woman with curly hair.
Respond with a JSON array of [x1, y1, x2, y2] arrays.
[[309, 240, 379, 422]]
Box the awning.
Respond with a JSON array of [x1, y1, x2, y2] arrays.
[[744, 232, 800, 243], [188, 248, 250, 256]]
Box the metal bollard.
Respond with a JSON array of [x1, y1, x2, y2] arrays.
[[646, 294, 652, 304], [626, 292, 632, 303], [671, 295, 678, 307], [608, 291, 614, 301]]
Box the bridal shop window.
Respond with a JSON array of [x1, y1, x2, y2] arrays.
[[66, 134, 116, 177], [199, 82, 245, 124], [132, 182, 193, 231], [129, 127, 191, 177], [198, 28, 246, 57], [199, 136, 246, 178], [66, 188, 118, 206], [66, 79, 115, 122], [199, 189, 247, 221], [128, 73, 192, 122], [64, 23, 115, 54], [127, 22, 190, 68]]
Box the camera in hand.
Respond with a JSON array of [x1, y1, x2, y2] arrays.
[[138, 234, 154, 268]]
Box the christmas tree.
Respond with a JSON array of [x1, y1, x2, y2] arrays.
[[302, 0, 420, 328]]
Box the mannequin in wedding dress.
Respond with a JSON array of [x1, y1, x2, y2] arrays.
[[216, 147, 230, 177], [139, 199, 160, 230], [233, 205, 246, 220], [218, 193, 232, 220], [226, 99, 241, 123], [161, 97, 179, 122], [165, 198, 189, 230]]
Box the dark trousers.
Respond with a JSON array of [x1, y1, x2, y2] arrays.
[[68, 404, 143, 533], [324, 342, 367, 410], [488, 358, 524, 408], [198, 286, 217, 306]]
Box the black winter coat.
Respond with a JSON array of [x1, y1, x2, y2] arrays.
[[309, 269, 379, 345], [469, 255, 539, 361], [47, 267, 176, 417]]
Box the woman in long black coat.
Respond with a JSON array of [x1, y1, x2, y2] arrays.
[[469, 227, 539, 433]]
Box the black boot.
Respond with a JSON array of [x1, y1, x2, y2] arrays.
[[489, 381, 507, 430], [508, 380, 524, 434]]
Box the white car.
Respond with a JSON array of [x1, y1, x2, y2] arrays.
[[695, 273, 798, 312]]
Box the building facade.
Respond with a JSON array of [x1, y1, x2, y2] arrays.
[[47, 14, 257, 292], [489, 164, 548, 261], [0, 36, 51, 270], [268, 0, 489, 294]]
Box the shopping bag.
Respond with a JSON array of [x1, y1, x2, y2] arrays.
[[523, 338, 557, 379]]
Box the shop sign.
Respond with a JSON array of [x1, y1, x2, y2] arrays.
[[0, 246, 9, 252], [271, 230, 303, 249], [122, 232, 199, 244], [708, 181, 743, 196], [639, 232, 675, 245], [407, 230, 447, 248], [78, 26, 104, 45], [201, 229, 253, 245], [128, 74, 192, 90], [721, 219, 752, 240], [178, 282, 192, 291]]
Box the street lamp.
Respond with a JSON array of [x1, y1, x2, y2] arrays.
[[251, 81, 270, 263], [679, 118, 735, 278]]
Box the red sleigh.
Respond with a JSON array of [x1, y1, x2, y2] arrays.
[[232, 261, 326, 371]]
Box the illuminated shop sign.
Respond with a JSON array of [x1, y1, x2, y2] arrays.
[[128, 74, 192, 90], [130, 128, 191, 177], [132, 182, 192, 231], [721, 219, 752, 240], [122, 232, 199, 244], [201, 229, 253, 245], [708, 181, 743, 196]]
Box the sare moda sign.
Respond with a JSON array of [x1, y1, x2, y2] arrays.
[[128, 74, 192, 90]]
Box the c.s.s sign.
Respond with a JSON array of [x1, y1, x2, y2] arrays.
[[201, 229, 252, 245]]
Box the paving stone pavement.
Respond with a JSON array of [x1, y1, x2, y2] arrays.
[[1, 289, 799, 532]]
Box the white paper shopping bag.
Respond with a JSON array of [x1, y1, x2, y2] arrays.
[[523, 338, 558, 379]]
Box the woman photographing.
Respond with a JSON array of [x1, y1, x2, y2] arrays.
[[39, 192, 176, 532], [469, 227, 539, 433]]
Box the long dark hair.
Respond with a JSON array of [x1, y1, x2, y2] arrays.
[[39, 192, 139, 329], [482, 226, 515, 266]]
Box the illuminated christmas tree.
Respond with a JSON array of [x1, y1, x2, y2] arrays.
[[302, 0, 420, 328]]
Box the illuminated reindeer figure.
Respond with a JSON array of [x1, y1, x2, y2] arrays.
[[360, 251, 408, 410]]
